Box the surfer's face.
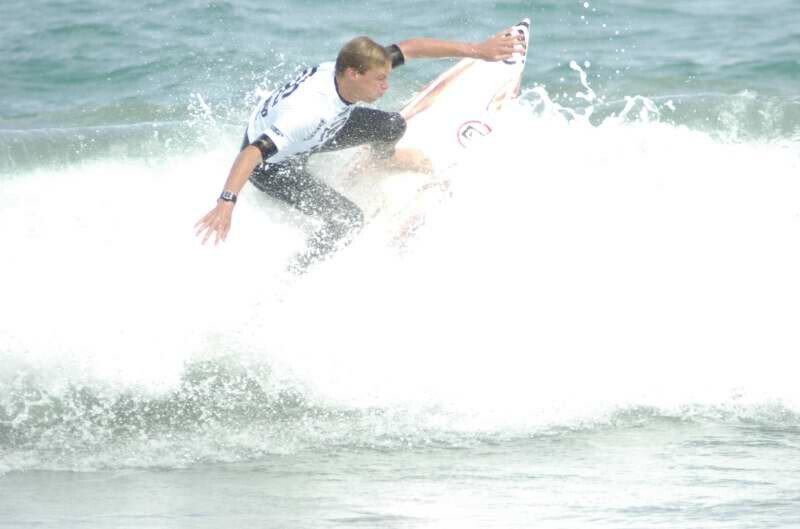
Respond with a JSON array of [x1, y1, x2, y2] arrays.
[[352, 65, 391, 102]]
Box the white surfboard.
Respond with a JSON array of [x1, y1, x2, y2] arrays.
[[396, 18, 531, 168], [341, 18, 531, 241]]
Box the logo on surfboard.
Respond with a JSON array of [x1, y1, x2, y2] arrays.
[[457, 120, 493, 148]]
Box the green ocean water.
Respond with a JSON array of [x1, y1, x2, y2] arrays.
[[2, 0, 798, 138], [2, 1, 800, 528]]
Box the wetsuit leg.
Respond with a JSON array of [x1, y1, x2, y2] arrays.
[[250, 159, 364, 269], [319, 107, 406, 158], [241, 109, 403, 270]]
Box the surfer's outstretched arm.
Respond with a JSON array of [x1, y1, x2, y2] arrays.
[[397, 31, 525, 62], [194, 144, 264, 245]]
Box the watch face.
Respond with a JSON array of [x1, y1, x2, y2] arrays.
[[220, 191, 236, 202]]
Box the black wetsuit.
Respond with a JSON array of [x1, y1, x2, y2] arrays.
[[242, 46, 407, 270], [246, 108, 406, 269]]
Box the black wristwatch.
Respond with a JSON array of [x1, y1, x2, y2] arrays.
[[219, 190, 237, 203]]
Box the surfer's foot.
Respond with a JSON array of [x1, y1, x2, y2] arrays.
[[386, 148, 433, 174], [353, 148, 433, 176]]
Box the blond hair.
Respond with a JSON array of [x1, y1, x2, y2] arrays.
[[335, 37, 391, 75]]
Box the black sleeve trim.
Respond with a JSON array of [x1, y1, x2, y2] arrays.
[[385, 44, 405, 69], [248, 133, 278, 160]]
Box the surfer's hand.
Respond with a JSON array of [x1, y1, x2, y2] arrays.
[[474, 30, 526, 61], [194, 201, 234, 245]]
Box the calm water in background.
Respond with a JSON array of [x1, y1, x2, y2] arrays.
[[1, 1, 800, 527]]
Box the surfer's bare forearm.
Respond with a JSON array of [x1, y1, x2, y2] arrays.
[[222, 145, 263, 195], [397, 39, 471, 60], [194, 145, 263, 245], [397, 32, 524, 62]]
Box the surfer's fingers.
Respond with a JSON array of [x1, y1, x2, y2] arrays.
[[493, 27, 525, 42], [194, 210, 213, 230], [501, 32, 525, 45], [195, 215, 217, 240], [212, 217, 231, 245], [196, 214, 220, 244], [194, 207, 225, 234], [200, 225, 214, 245], [220, 219, 231, 241], [200, 216, 222, 243], [493, 33, 524, 50], [478, 35, 520, 60], [195, 218, 211, 238]]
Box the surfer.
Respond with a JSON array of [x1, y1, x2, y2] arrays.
[[195, 30, 524, 271]]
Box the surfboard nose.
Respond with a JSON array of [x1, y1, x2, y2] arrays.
[[504, 18, 531, 65], [515, 18, 531, 41]]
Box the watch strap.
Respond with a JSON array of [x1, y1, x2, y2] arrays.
[[219, 191, 237, 203]]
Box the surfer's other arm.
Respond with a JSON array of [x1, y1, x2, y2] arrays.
[[194, 138, 272, 245], [397, 30, 525, 62]]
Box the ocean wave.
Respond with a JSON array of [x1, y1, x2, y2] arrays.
[[2, 355, 799, 475], [2, 76, 800, 475], [7, 364, 798, 476], [0, 358, 307, 450]]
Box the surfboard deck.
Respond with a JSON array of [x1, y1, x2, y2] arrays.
[[395, 18, 531, 165], [340, 19, 532, 243]]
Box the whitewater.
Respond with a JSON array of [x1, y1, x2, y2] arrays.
[[3, 81, 800, 454]]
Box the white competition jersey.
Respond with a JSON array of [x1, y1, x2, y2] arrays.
[[246, 62, 354, 165]]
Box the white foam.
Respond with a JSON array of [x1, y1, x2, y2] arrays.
[[2, 89, 799, 431]]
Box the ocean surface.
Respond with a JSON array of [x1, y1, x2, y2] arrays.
[[2, 0, 800, 527]]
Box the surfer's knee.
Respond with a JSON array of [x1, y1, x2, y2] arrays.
[[371, 113, 406, 158], [385, 112, 406, 143]]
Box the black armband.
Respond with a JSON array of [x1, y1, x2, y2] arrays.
[[249, 133, 278, 160], [385, 44, 405, 69]]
